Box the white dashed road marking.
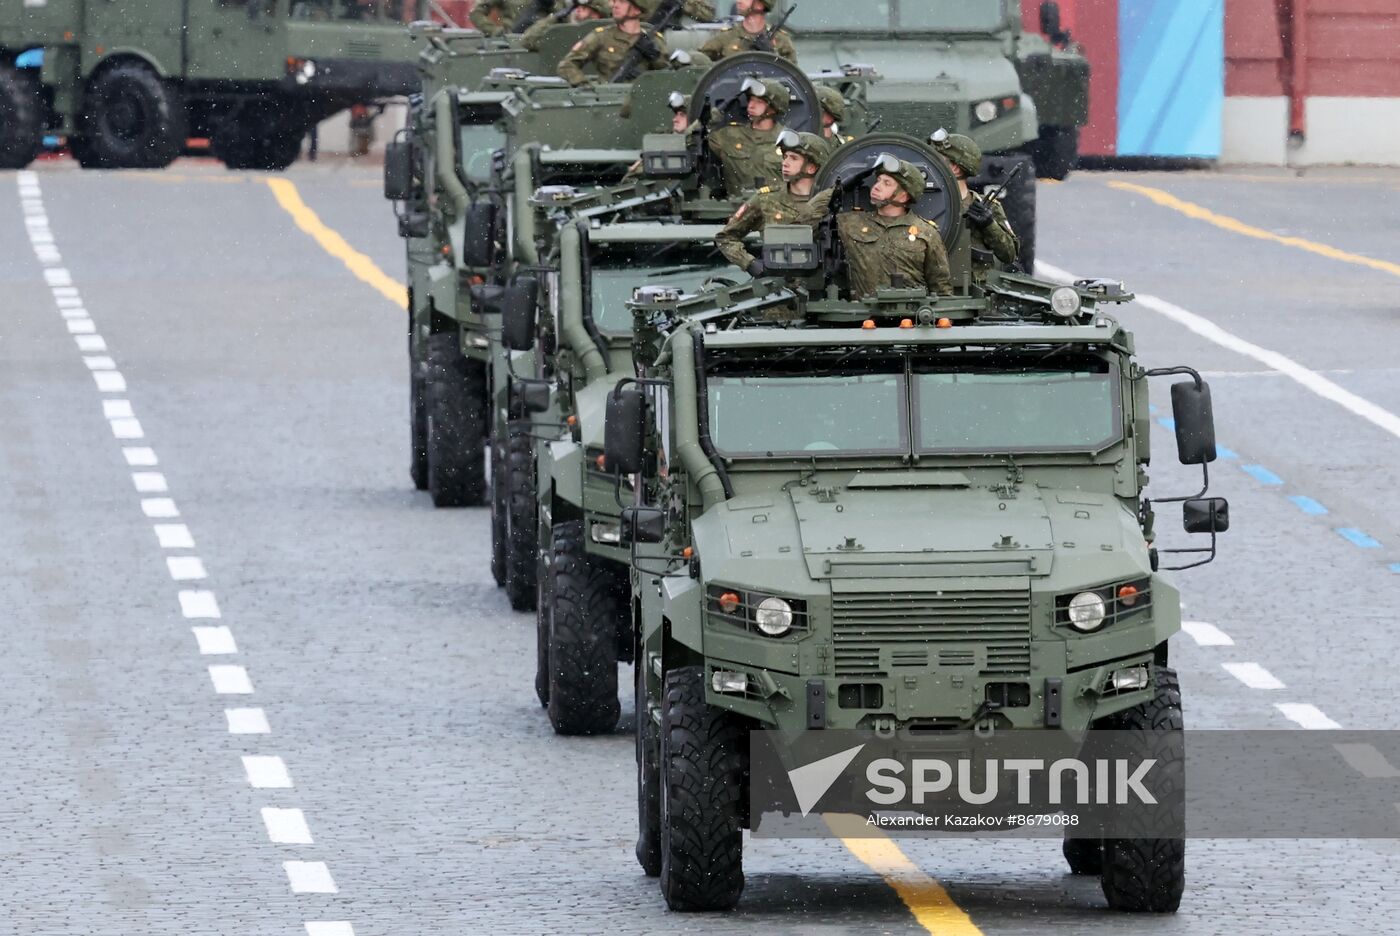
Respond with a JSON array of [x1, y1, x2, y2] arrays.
[[263, 808, 315, 845], [1222, 662, 1286, 690], [1333, 743, 1400, 778], [132, 471, 169, 493], [243, 755, 294, 789], [1180, 620, 1235, 646], [93, 371, 127, 392], [178, 590, 222, 619], [284, 861, 338, 894], [209, 664, 254, 695], [109, 418, 144, 439], [102, 399, 134, 418], [124, 446, 158, 466], [305, 923, 356, 936], [141, 497, 180, 519], [153, 523, 195, 549], [226, 708, 272, 735], [192, 626, 238, 655], [1276, 703, 1343, 730], [166, 556, 208, 580]]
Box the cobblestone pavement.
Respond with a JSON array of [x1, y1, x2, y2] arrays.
[[2, 160, 1398, 934]]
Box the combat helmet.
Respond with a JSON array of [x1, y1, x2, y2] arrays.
[[815, 85, 846, 122], [740, 76, 791, 116], [575, 0, 611, 14], [872, 152, 928, 201], [776, 129, 833, 170], [929, 128, 982, 177], [668, 49, 713, 69]]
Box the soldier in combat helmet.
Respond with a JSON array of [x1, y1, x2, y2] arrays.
[[706, 76, 789, 195], [700, 0, 796, 63], [837, 155, 952, 298], [715, 130, 832, 276], [931, 129, 1019, 283], [815, 86, 850, 144], [521, 0, 609, 50], [557, 0, 670, 85]]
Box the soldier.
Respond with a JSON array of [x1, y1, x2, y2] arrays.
[[667, 91, 692, 133], [557, 0, 670, 85], [815, 86, 850, 144], [706, 76, 788, 196], [667, 48, 713, 70], [930, 130, 1019, 283], [699, 0, 797, 63], [681, 0, 718, 19], [837, 155, 952, 298], [470, 0, 525, 35], [520, 0, 608, 51], [716, 130, 833, 275]]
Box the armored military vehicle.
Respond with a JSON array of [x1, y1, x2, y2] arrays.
[[604, 134, 1227, 913], [0, 0, 431, 170]]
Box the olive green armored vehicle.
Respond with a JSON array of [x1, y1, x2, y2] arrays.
[[0, 0, 432, 170], [603, 134, 1227, 914]]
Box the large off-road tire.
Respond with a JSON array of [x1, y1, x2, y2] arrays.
[[213, 98, 304, 171], [1063, 836, 1104, 875], [1030, 126, 1078, 181], [1097, 667, 1184, 913], [659, 666, 745, 911], [409, 317, 428, 491], [998, 152, 1037, 273], [490, 445, 507, 586], [503, 427, 538, 611], [533, 544, 550, 708], [546, 520, 621, 735], [636, 659, 662, 876], [79, 64, 187, 169], [424, 332, 488, 507], [0, 66, 44, 169]]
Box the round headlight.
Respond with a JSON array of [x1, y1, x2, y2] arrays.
[[974, 100, 998, 123], [1067, 592, 1107, 632], [1049, 286, 1082, 317], [754, 597, 794, 636]]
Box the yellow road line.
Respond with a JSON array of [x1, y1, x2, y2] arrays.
[[264, 177, 408, 310], [824, 814, 983, 934], [1107, 180, 1400, 280]]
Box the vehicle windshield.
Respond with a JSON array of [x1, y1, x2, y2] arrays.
[[707, 371, 909, 456], [459, 123, 504, 184], [914, 361, 1121, 454], [590, 242, 744, 334], [788, 0, 1008, 33]]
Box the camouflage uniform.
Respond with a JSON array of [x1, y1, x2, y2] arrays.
[[963, 190, 1019, 282], [682, 0, 718, 20], [816, 85, 851, 144], [470, 0, 529, 35], [520, 1, 610, 50], [715, 185, 833, 269], [838, 211, 951, 297], [557, 21, 671, 84], [699, 22, 797, 63], [707, 124, 784, 195]]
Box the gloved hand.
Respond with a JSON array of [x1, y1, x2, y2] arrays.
[[634, 31, 662, 62], [747, 258, 766, 278], [965, 198, 994, 229]]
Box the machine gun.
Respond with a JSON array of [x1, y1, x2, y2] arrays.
[[811, 153, 895, 287], [751, 3, 795, 54], [611, 0, 686, 82]]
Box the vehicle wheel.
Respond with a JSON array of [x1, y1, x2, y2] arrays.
[[546, 520, 621, 735], [424, 331, 488, 507], [659, 666, 745, 911], [409, 316, 428, 491], [490, 445, 507, 586], [997, 152, 1037, 273], [213, 98, 304, 171], [503, 426, 538, 611], [636, 659, 661, 876], [533, 543, 551, 708], [1063, 837, 1104, 875], [79, 64, 187, 169], [0, 65, 44, 169], [1031, 126, 1078, 181], [1098, 666, 1184, 913]]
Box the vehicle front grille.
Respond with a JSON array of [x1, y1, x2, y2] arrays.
[[870, 102, 962, 137], [347, 40, 383, 59], [832, 586, 1032, 678]]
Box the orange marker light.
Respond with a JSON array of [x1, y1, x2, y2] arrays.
[[899, 318, 914, 329], [936, 317, 953, 329], [566, 414, 577, 426], [718, 591, 739, 613], [440, 245, 451, 256], [861, 320, 876, 330], [682, 546, 695, 559], [1118, 584, 1140, 607], [595, 454, 606, 469]]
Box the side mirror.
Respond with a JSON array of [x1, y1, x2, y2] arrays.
[[398, 210, 429, 239], [621, 506, 665, 545], [500, 276, 540, 352], [1170, 380, 1216, 465], [461, 200, 498, 268], [512, 378, 551, 415], [604, 386, 646, 476], [761, 224, 820, 273], [1183, 498, 1229, 534], [383, 140, 414, 201], [1039, 1, 1063, 38]]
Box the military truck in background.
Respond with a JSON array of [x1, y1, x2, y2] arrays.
[[0, 0, 430, 170], [603, 134, 1228, 914]]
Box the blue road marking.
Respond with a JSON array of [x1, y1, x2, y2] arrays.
[[1337, 528, 1381, 549], [1216, 445, 1238, 459], [1241, 464, 1283, 485], [1390, 564, 1400, 574], [1157, 417, 1176, 431], [1288, 496, 1328, 516]]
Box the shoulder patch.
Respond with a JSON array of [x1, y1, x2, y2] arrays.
[[594, 26, 606, 32], [757, 186, 772, 194]]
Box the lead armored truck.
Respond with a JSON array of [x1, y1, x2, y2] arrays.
[[604, 134, 1228, 914]]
